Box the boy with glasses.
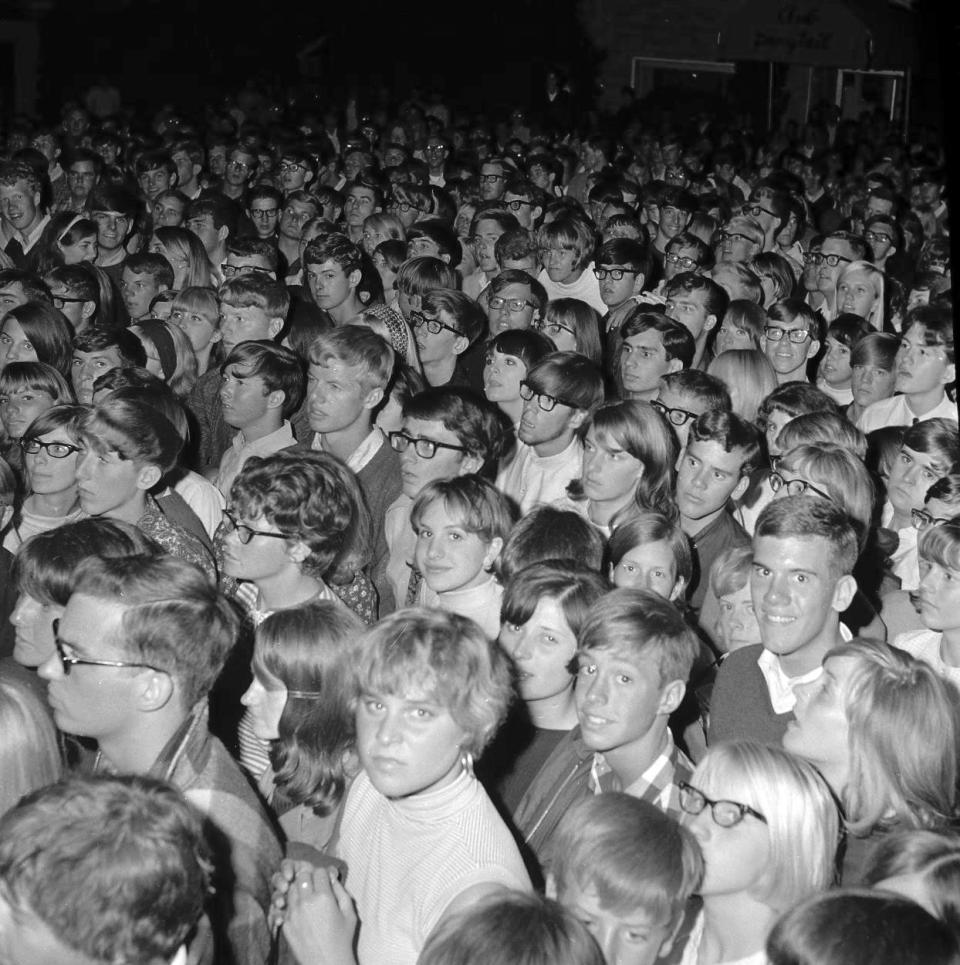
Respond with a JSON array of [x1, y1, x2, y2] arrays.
[[763, 299, 822, 385], [277, 148, 317, 196], [497, 351, 604, 513], [413, 288, 486, 389], [815, 230, 869, 321], [246, 185, 282, 241], [594, 237, 651, 362]]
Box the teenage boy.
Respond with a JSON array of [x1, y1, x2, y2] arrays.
[[277, 189, 322, 270], [37, 554, 283, 964], [858, 304, 956, 432], [595, 237, 651, 361], [62, 147, 103, 214], [714, 215, 764, 265], [88, 184, 141, 280], [0, 160, 49, 269], [119, 251, 174, 321], [514, 587, 700, 867], [214, 341, 304, 497], [186, 273, 289, 471], [485, 267, 548, 337], [654, 369, 732, 452], [71, 327, 147, 403], [649, 186, 695, 281], [185, 195, 238, 277], [222, 143, 258, 204], [663, 272, 728, 369], [385, 386, 507, 607], [548, 793, 704, 965], [497, 351, 604, 514], [709, 496, 858, 745], [135, 149, 178, 203], [302, 232, 366, 325], [0, 775, 211, 965], [77, 398, 215, 578], [246, 184, 283, 241], [342, 174, 382, 244], [298, 324, 400, 611], [171, 138, 205, 199], [763, 299, 822, 385], [676, 410, 760, 610], [619, 312, 695, 402], [277, 146, 317, 196], [414, 288, 486, 389]]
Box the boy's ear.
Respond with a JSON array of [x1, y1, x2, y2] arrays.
[[568, 408, 588, 431], [136, 464, 162, 491], [631, 273, 646, 296], [286, 540, 311, 565], [137, 667, 174, 713], [267, 317, 284, 340], [348, 268, 362, 291], [831, 573, 858, 614], [452, 334, 469, 356], [265, 389, 285, 411], [942, 362, 955, 386], [361, 385, 385, 411], [704, 313, 718, 332], [731, 473, 750, 502], [657, 679, 686, 716], [217, 224, 229, 244], [805, 338, 821, 361], [666, 357, 684, 376], [460, 452, 483, 475], [81, 299, 97, 321]]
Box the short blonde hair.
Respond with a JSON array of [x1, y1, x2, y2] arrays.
[[692, 741, 839, 911], [355, 608, 512, 756]]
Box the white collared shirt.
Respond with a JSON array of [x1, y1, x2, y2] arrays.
[[215, 421, 295, 497], [311, 427, 383, 474]]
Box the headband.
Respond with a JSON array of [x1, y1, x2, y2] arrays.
[[135, 320, 178, 381], [58, 214, 86, 244]]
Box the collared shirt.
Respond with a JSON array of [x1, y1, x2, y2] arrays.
[[588, 731, 694, 823], [757, 622, 853, 714], [857, 393, 959, 434], [13, 212, 50, 253], [215, 421, 295, 497], [311, 426, 384, 475]]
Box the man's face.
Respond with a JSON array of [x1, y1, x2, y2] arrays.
[[865, 194, 894, 220], [67, 161, 97, 200], [425, 138, 448, 171], [92, 210, 132, 254], [816, 238, 855, 294], [887, 445, 948, 516], [225, 151, 256, 188], [473, 217, 505, 274], [528, 163, 554, 194], [120, 268, 162, 321], [38, 592, 147, 742], [30, 134, 58, 163], [279, 200, 315, 242], [248, 198, 280, 238], [620, 329, 676, 399], [657, 204, 690, 241], [413, 307, 467, 367], [307, 358, 378, 436], [717, 224, 760, 264], [597, 264, 642, 308], [207, 145, 227, 177], [487, 282, 538, 336], [663, 244, 700, 283], [306, 259, 358, 313], [220, 362, 274, 430], [152, 195, 185, 227], [344, 186, 378, 227], [750, 535, 846, 663], [676, 438, 748, 523], [185, 213, 223, 256], [0, 281, 28, 313], [896, 323, 953, 397], [763, 319, 817, 379], [0, 179, 41, 233], [665, 288, 715, 342], [864, 221, 896, 263], [397, 416, 471, 498], [503, 191, 538, 230], [518, 386, 579, 449], [138, 166, 174, 201], [479, 162, 507, 201], [218, 304, 279, 356], [575, 646, 670, 757], [171, 150, 197, 187], [76, 445, 150, 518], [71, 347, 122, 403], [343, 151, 366, 182], [279, 156, 311, 193], [655, 386, 708, 451]]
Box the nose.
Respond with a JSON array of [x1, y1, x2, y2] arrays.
[[692, 467, 709, 490], [375, 708, 402, 746], [762, 574, 789, 607], [510, 625, 533, 662], [425, 534, 444, 560], [582, 672, 607, 707], [76, 450, 95, 482], [240, 679, 262, 708]]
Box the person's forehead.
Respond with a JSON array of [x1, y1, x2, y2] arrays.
[[496, 282, 533, 300], [309, 259, 347, 275], [752, 533, 832, 566], [0, 179, 34, 195], [228, 254, 271, 270], [404, 415, 461, 444], [659, 386, 701, 411], [504, 190, 531, 203], [75, 347, 122, 363], [139, 166, 166, 176], [625, 328, 665, 348], [0, 282, 25, 297], [686, 437, 747, 471], [821, 238, 852, 256], [312, 357, 364, 379], [286, 202, 315, 216], [348, 186, 376, 201], [671, 290, 706, 309], [70, 160, 96, 172], [250, 200, 278, 211]]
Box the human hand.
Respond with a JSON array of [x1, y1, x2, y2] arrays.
[[282, 866, 358, 965]]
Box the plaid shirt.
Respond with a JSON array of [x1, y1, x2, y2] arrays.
[[148, 705, 282, 965], [589, 731, 694, 824]]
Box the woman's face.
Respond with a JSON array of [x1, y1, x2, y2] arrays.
[[58, 233, 98, 265], [819, 336, 853, 388], [483, 349, 526, 407], [499, 597, 578, 705], [782, 655, 854, 793], [10, 592, 63, 667], [540, 317, 578, 354], [362, 223, 389, 256], [716, 583, 762, 653], [0, 317, 38, 368], [0, 386, 55, 440], [887, 445, 946, 516], [836, 270, 877, 319], [716, 321, 756, 355], [685, 773, 772, 899], [24, 429, 81, 497], [611, 538, 683, 601], [240, 668, 287, 741]]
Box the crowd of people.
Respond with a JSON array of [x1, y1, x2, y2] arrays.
[[0, 82, 956, 965]]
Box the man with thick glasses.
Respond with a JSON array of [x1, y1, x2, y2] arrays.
[[763, 300, 823, 385], [497, 352, 604, 514], [246, 185, 283, 241], [484, 268, 546, 338], [814, 230, 869, 322], [412, 288, 485, 390], [37, 552, 282, 965], [478, 157, 510, 202], [277, 148, 317, 196]]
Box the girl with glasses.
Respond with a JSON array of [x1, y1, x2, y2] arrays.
[[677, 740, 839, 965]]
